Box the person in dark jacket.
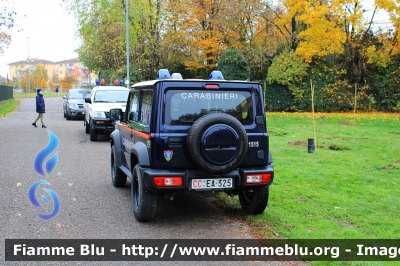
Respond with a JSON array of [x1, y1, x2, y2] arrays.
[[32, 88, 47, 128]]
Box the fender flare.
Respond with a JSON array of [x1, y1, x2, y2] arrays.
[[132, 141, 150, 166], [268, 151, 273, 164], [110, 130, 124, 168]]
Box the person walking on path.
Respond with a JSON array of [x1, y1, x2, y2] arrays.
[[55, 86, 59, 97], [32, 88, 47, 128]]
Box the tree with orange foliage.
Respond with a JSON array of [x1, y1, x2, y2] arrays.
[[367, 0, 400, 68], [59, 76, 74, 90], [164, 0, 242, 73], [32, 64, 49, 89], [36, 75, 47, 89], [18, 71, 34, 92], [49, 79, 56, 90], [69, 66, 82, 88]]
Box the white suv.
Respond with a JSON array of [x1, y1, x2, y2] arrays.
[[84, 85, 130, 141]]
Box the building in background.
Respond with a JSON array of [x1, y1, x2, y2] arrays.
[[56, 58, 97, 88], [8, 58, 97, 90], [8, 59, 56, 89]]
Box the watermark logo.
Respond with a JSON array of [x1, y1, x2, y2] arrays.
[[28, 130, 61, 220], [28, 180, 60, 220], [33, 130, 59, 176]]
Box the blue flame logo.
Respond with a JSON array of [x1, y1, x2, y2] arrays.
[[29, 130, 61, 220], [34, 130, 59, 176], [28, 180, 60, 220]]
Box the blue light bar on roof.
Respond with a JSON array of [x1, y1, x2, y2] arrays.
[[95, 79, 100, 85], [156, 69, 171, 79], [208, 71, 224, 80]]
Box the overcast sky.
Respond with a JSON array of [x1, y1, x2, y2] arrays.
[[0, 0, 79, 78]]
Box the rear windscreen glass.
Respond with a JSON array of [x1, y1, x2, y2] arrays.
[[164, 90, 253, 125]]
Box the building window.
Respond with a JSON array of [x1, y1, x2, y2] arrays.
[[60, 71, 63, 74]]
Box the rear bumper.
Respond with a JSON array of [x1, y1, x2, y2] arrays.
[[140, 165, 274, 193]]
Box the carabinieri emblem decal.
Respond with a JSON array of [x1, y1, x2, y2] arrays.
[[164, 150, 173, 162]]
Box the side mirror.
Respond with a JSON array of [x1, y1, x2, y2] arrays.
[[85, 97, 92, 104], [62, 96, 66, 100], [110, 108, 123, 121]]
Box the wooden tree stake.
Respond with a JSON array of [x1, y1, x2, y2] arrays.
[[311, 79, 317, 147]]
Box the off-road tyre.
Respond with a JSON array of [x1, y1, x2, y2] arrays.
[[85, 118, 90, 134], [238, 186, 269, 214], [187, 113, 248, 174], [131, 164, 156, 222], [89, 119, 98, 141], [111, 145, 127, 187]]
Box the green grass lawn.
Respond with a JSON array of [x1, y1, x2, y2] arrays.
[[218, 112, 400, 240], [0, 99, 19, 117]]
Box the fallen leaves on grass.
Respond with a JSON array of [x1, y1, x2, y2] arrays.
[[381, 160, 400, 170], [329, 145, 350, 151], [269, 112, 399, 120], [288, 140, 307, 146], [288, 140, 324, 149], [268, 130, 287, 136], [340, 120, 357, 126], [381, 164, 399, 170]]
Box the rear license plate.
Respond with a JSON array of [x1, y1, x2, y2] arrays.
[[191, 178, 232, 190]]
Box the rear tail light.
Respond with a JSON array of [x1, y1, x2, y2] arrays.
[[245, 173, 272, 184], [154, 176, 183, 187]]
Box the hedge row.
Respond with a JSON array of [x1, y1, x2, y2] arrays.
[[264, 82, 400, 112]]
